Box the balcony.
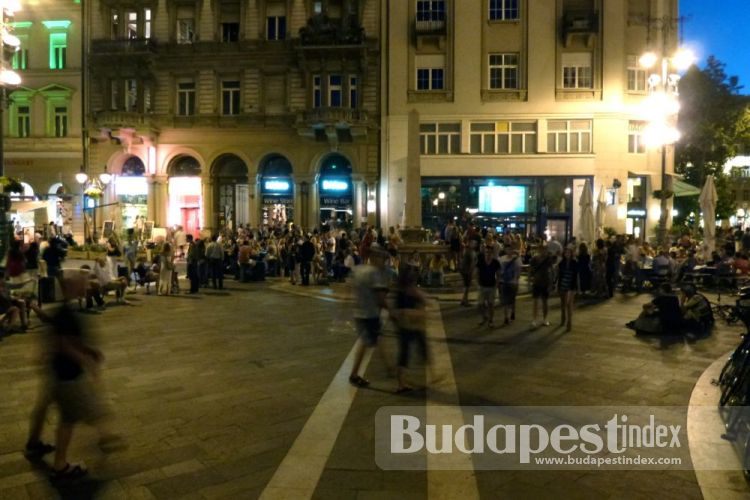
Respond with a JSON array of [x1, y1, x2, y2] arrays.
[[414, 19, 446, 35], [299, 14, 365, 46], [296, 107, 370, 145], [563, 10, 599, 47], [91, 38, 157, 54], [94, 111, 155, 131], [413, 17, 447, 50]]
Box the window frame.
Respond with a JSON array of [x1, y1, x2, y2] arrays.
[[626, 55, 647, 93], [312, 75, 322, 108], [419, 122, 461, 155], [469, 121, 536, 155], [266, 15, 287, 40], [628, 121, 646, 154], [17, 104, 31, 138], [221, 79, 241, 116], [488, 53, 519, 90], [546, 120, 593, 153], [177, 80, 196, 116], [53, 106, 68, 138], [49, 32, 67, 70], [416, 67, 445, 91], [328, 74, 343, 107], [488, 0, 519, 21], [561, 53, 593, 89]]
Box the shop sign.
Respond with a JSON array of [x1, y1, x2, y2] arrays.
[[627, 209, 647, 217], [263, 195, 293, 205], [321, 196, 352, 207], [262, 179, 292, 193]]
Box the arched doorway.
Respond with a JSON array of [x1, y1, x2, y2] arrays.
[[10, 182, 36, 236], [259, 154, 294, 226], [318, 153, 353, 228], [167, 155, 202, 238], [212, 154, 249, 230], [116, 155, 148, 231]]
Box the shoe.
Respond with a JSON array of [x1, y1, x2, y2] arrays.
[[542, 320, 550, 326], [24, 440, 55, 458], [349, 375, 370, 387]]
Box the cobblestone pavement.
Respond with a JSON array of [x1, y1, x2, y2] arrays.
[[0, 276, 745, 499]]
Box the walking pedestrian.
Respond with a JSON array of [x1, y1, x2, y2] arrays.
[[186, 234, 200, 293], [558, 247, 579, 332], [349, 248, 391, 387], [205, 235, 224, 289], [477, 243, 500, 327], [158, 243, 175, 295], [498, 246, 521, 325], [394, 268, 434, 393], [530, 244, 554, 327], [459, 240, 477, 306]]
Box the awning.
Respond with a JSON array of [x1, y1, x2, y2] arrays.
[[672, 178, 701, 197], [11, 200, 47, 213]]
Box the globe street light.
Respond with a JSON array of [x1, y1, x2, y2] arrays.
[[640, 47, 694, 247]]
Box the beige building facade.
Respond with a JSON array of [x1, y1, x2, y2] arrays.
[[380, 0, 680, 241], [86, 0, 381, 237], [3, 1, 84, 237]]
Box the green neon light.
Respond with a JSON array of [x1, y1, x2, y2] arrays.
[[10, 21, 32, 29], [42, 20, 72, 30], [49, 32, 67, 69]]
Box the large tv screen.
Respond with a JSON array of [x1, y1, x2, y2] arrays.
[[478, 185, 527, 213]]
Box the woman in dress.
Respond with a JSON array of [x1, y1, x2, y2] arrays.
[[158, 243, 174, 295], [592, 238, 608, 298]]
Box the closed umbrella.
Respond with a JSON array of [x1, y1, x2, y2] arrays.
[[578, 179, 596, 245], [595, 185, 607, 237], [699, 175, 718, 259]]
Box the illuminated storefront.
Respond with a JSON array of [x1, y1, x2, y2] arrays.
[[259, 154, 294, 226], [626, 175, 648, 239], [212, 154, 249, 230], [167, 155, 202, 238], [115, 156, 148, 231], [318, 154, 353, 226]]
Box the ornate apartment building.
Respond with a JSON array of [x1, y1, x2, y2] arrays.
[[3, 0, 83, 235], [381, 0, 681, 240], [86, 0, 380, 236]]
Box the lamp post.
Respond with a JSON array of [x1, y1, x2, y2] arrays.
[[76, 165, 111, 243], [639, 47, 693, 248], [75, 165, 88, 242]]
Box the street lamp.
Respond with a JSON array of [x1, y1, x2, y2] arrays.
[[640, 47, 694, 247], [76, 165, 111, 243]]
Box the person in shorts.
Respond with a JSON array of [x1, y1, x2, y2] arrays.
[[349, 248, 390, 387], [477, 243, 500, 327], [499, 247, 521, 325], [530, 244, 554, 327]]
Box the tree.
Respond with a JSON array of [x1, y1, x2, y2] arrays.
[[674, 56, 750, 223]]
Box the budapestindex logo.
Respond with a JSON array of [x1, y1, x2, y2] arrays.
[[374, 406, 700, 471]]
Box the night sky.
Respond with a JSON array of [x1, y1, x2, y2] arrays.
[[681, 0, 750, 93]]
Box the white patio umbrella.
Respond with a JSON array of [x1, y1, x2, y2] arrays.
[[578, 179, 596, 244], [595, 184, 607, 237], [699, 175, 718, 259]]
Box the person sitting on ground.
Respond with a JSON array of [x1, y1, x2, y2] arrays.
[[680, 283, 713, 332], [626, 283, 682, 335], [92, 258, 128, 303], [0, 277, 28, 332], [428, 253, 448, 286]]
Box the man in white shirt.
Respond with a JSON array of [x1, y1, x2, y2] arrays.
[[92, 258, 128, 303]]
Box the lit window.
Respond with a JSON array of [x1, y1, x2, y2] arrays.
[[125, 79, 138, 110], [111, 11, 119, 39], [267, 16, 286, 40], [470, 121, 536, 154], [222, 80, 241, 115], [489, 0, 519, 20], [49, 33, 67, 69], [127, 11, 138, 39], [17, 105, 30, 138], [329, 75, 342, 107], [628, 121, 646, 153], [54, 106, 68, 137], [562, 53, 592, 89], [627, 55, 647, 92], [110, 80, 119, 110], [547, 120, 592, 153], [312, 75, 322, 108], [419, 123, 461, 155], [488, 53, 518, 89], [177, 81, 196, 116], [144, 8, 152, 38], [177, 18, 195, 44]]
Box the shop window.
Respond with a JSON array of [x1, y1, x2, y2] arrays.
[[470, 121, 536, 154], [627, 55, 646, 92], [49, 32, 67, 69], [222, 80, 241, 115], [488, 53, 518, 90], [547, 119, 592, 153], [627, 177, 646, 205], [177, 81, 196, 116], [562, 52, 592, 89], [110, 80, 120, 110], [420, 123, 461, 155], [489, 0, 519, 20], [54, 106, 68, 137], [628, 121, 646, 153]]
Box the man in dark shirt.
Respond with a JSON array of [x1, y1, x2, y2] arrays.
[[530, 245, 553, 327], [298, 235, 316, 286], [477, 244, 501, 327]]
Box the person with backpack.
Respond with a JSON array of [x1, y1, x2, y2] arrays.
[[498, 246, 521, 325]]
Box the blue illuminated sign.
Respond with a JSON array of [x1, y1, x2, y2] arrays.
[[321, 179, 349, 192], [264, 180, 291, 192]]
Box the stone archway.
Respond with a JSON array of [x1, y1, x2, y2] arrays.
[[258, 154, 294, 227], [211, 154, 249, 229]]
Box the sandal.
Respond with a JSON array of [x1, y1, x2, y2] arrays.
[[51, 463, 87, 481]]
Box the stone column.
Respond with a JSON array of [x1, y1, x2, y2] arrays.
[[352, 177, 365, 226], [404, 109, 422, 226], [150, 174, 168, 227], [202, 176, 214, 233]]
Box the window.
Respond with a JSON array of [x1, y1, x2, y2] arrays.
[[222, 80, 240, 115], [144, 8, 152, 38], [488, 53, 518, 89], [54, 106, 68, 137], [177, 18, 195, 44], [267, 16, 286, 40], [416, 0, 445, 21], [17, 105, 30, 138], [111, 11, 119, 39], [313, 1, 323, 14], [349, 76, 358, 108], [177, 82, 196, 116], [470, 121, 536, 154], [222, 23, 239, 42], [547, 120, 592, 153], [11, 36, 28, 70], [628, 121, 646, 153], [125, 79, 138, 110], [329, 75, 342, 107], [489, 0, 519, 20], [627, 55, 647, 92], [562, 52, 592, 89], [312, 75, 322, 108], [126, 11, 138, 38], [417, 68, 444, 90], [419, 123, 461, 155], [49, 33, 67, 69]]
